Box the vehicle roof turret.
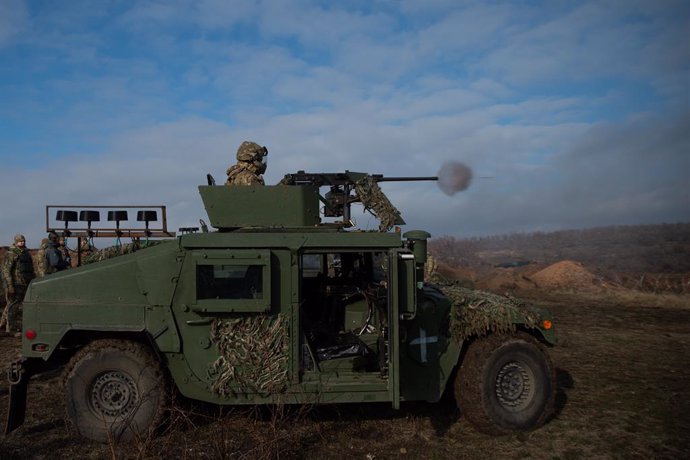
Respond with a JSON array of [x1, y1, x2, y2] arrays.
[[201, 171, 438, 232]]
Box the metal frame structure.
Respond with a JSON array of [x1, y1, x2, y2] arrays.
[[45, 204, 176, 266], [46, 205, 175, 239]]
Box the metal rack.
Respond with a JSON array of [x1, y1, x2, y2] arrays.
[[45, 204, 176, 265]]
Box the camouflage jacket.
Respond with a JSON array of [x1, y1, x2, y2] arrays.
[[35, 241, 49, 277], [2, 245, 36, 287], [225, 163, 265, 186]]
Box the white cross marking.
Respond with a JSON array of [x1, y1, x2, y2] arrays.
[[409, 328, 438, 363]]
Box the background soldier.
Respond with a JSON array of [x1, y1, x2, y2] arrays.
[[0, 245, 5, 324], [1, 234, 36, 334], [80, 238, 96, 259], [45, 231, 68, 274], [35, 238, 49, 277], [225, 141, 268, 186], [58, 236, 72, 268]]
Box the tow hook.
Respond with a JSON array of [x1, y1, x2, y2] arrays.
[[8, 360, 24, 385]]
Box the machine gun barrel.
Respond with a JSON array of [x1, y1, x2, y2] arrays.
[[372, 175, 438, 182], [282, 171, 438, 186]]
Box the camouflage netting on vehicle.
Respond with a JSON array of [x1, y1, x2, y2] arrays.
[[209, 314, 289, 396], [82, 240, 162, 265], [438, 283, 540, 341], [355, 175, 403, 232]]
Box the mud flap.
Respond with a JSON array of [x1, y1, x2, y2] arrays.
[[5, 359, 35, 435]]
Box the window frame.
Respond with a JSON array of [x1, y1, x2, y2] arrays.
[[190, 249, 271, 313]]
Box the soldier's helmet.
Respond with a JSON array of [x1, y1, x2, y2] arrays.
[[14, 234, 26, 243], [236, 141, 268, 162]]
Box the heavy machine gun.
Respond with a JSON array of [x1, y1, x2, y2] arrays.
[[280, 171, 438, 231]]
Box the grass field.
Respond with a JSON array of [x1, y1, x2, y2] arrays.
[[1, 290, 688, 459]]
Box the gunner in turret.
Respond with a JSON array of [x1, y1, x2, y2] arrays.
[[225, 141, 268, 186]]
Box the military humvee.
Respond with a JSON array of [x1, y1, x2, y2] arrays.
[[6, 171, 556, 442]]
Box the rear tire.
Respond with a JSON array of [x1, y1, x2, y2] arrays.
[[64, 339, 168, 443], [455, 332, 555, 434]]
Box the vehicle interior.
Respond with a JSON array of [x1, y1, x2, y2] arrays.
[[299, 251, 390, 376]]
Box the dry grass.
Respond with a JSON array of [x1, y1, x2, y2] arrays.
[[1, 291, 689, 459]]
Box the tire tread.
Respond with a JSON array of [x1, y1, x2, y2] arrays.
[[63, 339, 168, 442], [455, 332, 555, 435]]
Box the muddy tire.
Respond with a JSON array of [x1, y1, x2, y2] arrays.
[[64, 339, 168, 443], [455, 332, 555, 434]]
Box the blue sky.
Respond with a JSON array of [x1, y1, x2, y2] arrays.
[[1, 0, 688, 245]]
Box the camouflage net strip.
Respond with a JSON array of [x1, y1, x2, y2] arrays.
[[439, 283, 540, 341], [355, 175, 403, 232], [82, 240, 161, 265], [209, 314, 289, 397]]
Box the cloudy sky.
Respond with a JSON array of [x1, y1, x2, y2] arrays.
[[0, 0, 688, 246]]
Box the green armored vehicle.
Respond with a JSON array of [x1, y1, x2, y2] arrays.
[[6, 171, 556, 442]]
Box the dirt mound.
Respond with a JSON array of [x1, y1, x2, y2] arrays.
[[476, 268, 538, 292], [437, 260, 622, 294], [530, 260, 603, 289]]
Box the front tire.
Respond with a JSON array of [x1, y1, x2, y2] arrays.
[[455, 332, 555, 434], [64, 339, 168, 443]]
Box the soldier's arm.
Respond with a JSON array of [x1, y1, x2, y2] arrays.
[[2, 252, 17, 292], [2, 253, 16, 283]]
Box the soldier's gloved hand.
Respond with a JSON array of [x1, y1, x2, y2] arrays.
[[8, 285, 15, 295]]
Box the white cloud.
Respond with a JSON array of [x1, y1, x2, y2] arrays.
[[259, 0, 396, 50], [1, 0, 688, 246], [479, 1, 689, 88]]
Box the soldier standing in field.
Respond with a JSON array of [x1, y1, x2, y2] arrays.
[[1, 234, 36, 334], [225, 141, 268, 186], [0, 245, 5, 325], [35, 238, 49, 277], [45, 231, 68, 274], [58, 236, 72, 268], [80, 238, 96, 260]]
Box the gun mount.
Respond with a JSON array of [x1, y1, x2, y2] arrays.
[[200, 171, 438, 232], [281, 171, 438, 230]]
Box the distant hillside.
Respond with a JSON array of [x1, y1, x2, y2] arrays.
[[429, 222, 690, 274]]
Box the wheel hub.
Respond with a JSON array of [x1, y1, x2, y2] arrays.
[[495, 361, 535, 411], [90, 371, 139, 418]]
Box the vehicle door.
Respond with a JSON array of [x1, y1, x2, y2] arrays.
[[173, 249, 288, 398]]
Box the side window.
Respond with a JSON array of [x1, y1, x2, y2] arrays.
[[191, 250, 271, 313], [301, 254, 323, 279], [197, 264, 264, 300]]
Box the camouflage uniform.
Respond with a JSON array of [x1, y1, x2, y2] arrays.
[[225, 141, 268, 186], [80, 238, 96, 262], [35, 238, 49, 277], [0, 247, 5, 318], [1, 234, 35, 333]]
